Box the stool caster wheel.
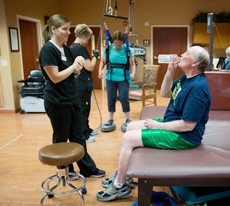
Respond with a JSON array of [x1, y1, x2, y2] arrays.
[[82, 188, 87, 194], [48, 194, 54, 198]]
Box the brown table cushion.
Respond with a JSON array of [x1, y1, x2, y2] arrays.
[[39, 142, 84, 166], [127, 126, 230, 178], [127, 106, 230, 179]]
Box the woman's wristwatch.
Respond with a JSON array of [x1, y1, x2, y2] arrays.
[[131, 73, 136, 76], [73, 71, 81, 75]]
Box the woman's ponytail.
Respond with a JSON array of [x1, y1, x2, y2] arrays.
[[42, 25, 52, 43]]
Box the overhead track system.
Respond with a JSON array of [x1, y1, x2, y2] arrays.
[[96, 0, 147, 64]]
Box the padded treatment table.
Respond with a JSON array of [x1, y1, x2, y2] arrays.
[[126, 106, 230, 206]]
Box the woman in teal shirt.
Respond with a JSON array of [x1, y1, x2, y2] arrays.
[[98, 30, 136, 131]]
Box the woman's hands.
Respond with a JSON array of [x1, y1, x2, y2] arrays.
[[143, 119, 160, 130], [73, 56, 85, 74], [93, 50, 100, 59], [130, 73, 135, 80], [98, 55, 106, 79], [98, 71, 103, 79]]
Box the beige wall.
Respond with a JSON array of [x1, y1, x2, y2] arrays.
[[60, 0, 229, 80], [1, 0, 62, 111], [1, 0, 230, 111], [0, 0, 15, 110]]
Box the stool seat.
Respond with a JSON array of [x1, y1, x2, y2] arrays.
[[39, 142, 84, 166]]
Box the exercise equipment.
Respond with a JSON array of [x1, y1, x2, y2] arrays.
[[97, 0, 146, 64], [18, 70, 46, 114], [129, 43, 147, 64], [100, 122, 116, 132], [98, 0, 146, 132], [101, 119, 116, 132]]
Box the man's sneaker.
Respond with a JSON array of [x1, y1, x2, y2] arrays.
[[102, 170, 133, 188], [68, 171, 79, 181], [86, 136, 96, 143], [90, 169, 106, 177], [96, 183, 131, 202], [90, 130, 98, 136], [104, 119, 114, 126]]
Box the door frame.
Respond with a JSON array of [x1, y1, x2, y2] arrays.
[[151, 25, 190, 65], [17, 15, 42, 79], [70, 24, 104, 90]]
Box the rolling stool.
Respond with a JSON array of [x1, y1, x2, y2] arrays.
[[38, 142, 87, 206]]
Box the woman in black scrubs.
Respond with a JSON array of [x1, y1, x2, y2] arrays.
[[39, 14, 105, 177], [70, 24, 100, 143]]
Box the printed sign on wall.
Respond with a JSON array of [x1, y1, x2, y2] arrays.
[[143, 39, 150, 46]]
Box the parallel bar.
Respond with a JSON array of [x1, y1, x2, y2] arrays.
[[104, 14, 128, 20], [130, 34, 138, 37]]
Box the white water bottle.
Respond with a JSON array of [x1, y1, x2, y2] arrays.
[[158, 55, 179, 64]]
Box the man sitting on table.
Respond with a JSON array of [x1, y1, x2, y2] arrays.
[[96, 46, 211, 202]]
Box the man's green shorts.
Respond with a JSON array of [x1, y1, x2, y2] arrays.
[[141, 119, 197, 150]]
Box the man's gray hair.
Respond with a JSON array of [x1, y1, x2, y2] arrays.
[[194, 47, 210, 72], [226, 47, 230, 56]]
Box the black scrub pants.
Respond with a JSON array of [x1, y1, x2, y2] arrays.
[[78, 89, 93, 140], [45, 102, 98, 176]]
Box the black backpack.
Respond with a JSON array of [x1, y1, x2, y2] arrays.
[[216, 56, 226, 69]]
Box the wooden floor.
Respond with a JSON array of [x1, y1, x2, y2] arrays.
[[0, 90, 170, 206]]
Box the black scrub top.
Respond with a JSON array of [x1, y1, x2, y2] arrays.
[[39, 41, 79, 106], [70, 43, 93, 91]]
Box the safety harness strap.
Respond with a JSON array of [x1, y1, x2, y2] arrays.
[[105, 29, 130, 82], [223, 60, 230, 70]]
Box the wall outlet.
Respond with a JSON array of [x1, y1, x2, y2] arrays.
[[1, 60, 8, 67], [144, 21, 149, 26]]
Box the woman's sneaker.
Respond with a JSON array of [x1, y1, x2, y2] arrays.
[[102, 170, 133, 188], [96, 183, 131, 202], [104, 119, 114, 126], [90, 169, 106, 177], [90, 130, 98, 136], [125, 118, 132, 126], [86, 136, 96, 143], [68, 171, 79, 181]]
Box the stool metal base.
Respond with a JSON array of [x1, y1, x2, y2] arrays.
[[40, 167, 86, 206]]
